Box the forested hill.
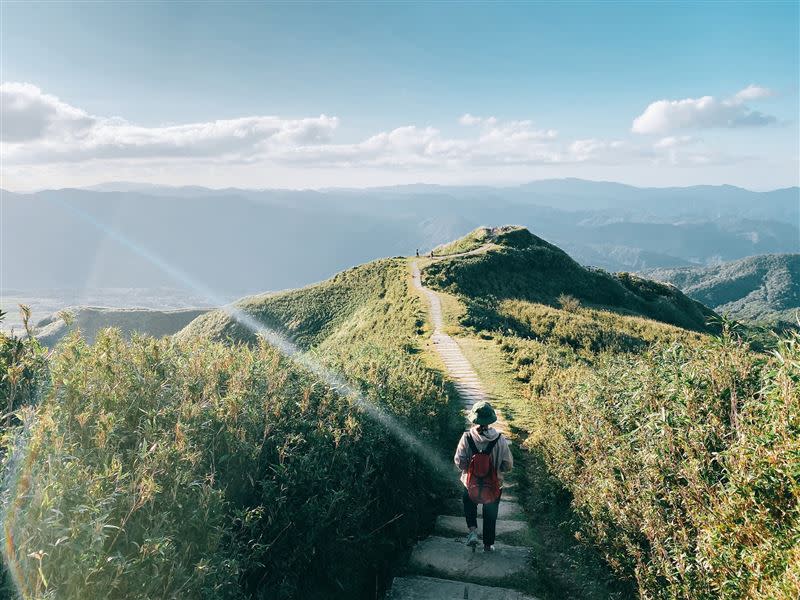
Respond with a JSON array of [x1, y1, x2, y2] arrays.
[[647, 253, 800, 327]]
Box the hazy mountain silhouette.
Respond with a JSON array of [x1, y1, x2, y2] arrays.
[[2, 180, 797, 301]]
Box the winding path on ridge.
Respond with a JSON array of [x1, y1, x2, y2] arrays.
[[386, 261, 536, 600], [409, 259, 507, 431]]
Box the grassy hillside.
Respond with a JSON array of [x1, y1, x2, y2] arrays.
[[1, 260, 463, 599], [423, 226, 717, 333], [179, 258, 411, 347], [420, 229, 799, 600], [432, 226, 495, 255], [34, 306, 208, 347], [647, 253, 800, 327]]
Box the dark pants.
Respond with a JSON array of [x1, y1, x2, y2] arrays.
[[463, 488, 502, 546]]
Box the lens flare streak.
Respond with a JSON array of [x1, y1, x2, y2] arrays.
[[41, 197, 455, 476]]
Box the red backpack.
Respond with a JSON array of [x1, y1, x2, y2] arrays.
[[465, 433, 502, 504]]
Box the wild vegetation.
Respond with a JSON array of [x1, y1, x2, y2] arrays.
[[0, 260, 463, 599], [530, 327, 799, 599], [422, 228, 800, 599], [0, 308, 47, 424]]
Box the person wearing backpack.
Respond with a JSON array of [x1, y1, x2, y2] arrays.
[[454, 401, 513, 552]]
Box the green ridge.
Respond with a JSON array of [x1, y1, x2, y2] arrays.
[[424, 225, 717, 333]]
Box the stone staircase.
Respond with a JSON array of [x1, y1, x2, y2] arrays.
[[389, 264, 537, 599]]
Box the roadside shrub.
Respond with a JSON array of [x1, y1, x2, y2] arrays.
[[0, 308, 48, 423], [528, 329, 800, 599], [0, 308, 49, 597], [1, 330, 456, 600], [557, 294, 581, 313]]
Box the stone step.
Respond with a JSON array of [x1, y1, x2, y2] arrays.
[[443, 498, 525, 520], [387, 575, 538, 599], [408, 536, 531, 581], [435, 515, 530, 542]]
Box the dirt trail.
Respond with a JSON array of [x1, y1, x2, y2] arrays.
[[409, 261, 507, 430], [428, 243, 494, 261], [385, 263, 534, 599]]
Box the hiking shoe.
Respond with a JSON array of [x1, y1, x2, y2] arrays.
[[465, 530, 478, 547], [483, 544, 495, 552]]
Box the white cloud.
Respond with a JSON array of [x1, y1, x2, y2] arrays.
[[1, 84, 573, 169], [459, 114, 498, 127], [632, 86, 777, 134], [278, 118, 565, 168], [733, 84, 775, 103], [653, 135, 695, 149], [648, 135, 741, 167], [1, 82, 96, 143], [0, 82, 753, 184], [1, 82, 339, 163]]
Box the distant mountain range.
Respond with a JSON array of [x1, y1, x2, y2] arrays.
[[647, 254, 800, 327], [2, 179, 797, 303]]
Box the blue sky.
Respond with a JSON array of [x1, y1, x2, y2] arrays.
[[2, 1, 798, 190]]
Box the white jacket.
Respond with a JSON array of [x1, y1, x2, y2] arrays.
[[454, 426, 513, 488]]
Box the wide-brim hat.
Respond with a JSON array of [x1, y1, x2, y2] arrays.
[[468, 401, 497, 425]]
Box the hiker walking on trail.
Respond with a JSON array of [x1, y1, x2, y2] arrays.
[[454, 401, 512, 552]]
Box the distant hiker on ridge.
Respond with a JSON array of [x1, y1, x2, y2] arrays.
[[454, 401, 513, 552], [416, 248, 419, 257]]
